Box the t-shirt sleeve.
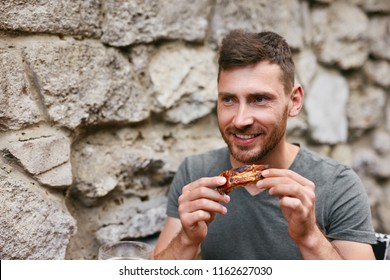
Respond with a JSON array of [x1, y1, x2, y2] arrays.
[[166, 158, 189, 219], [325, 167, 376, 244]]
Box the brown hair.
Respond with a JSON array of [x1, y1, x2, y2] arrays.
[[218, 29, 295, 93]]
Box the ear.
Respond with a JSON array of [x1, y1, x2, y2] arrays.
[[288, 84, 304, 117]]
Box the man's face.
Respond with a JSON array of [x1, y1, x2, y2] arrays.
[[217, 61, 290, 165]]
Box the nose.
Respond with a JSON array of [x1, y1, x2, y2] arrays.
[[232, 103, 254, 128]]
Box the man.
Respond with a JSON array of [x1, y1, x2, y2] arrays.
[[152, 30, 376, 259]]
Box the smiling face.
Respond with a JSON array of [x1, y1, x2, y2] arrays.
[[217, 61, 291, 166]]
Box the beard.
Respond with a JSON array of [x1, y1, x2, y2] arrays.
[[219, 107, 288, 164]]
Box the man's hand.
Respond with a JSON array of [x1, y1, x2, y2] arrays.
[[255, 168, 375, 260], [256, 169, 317, 245], [178, 176, 230, 246]]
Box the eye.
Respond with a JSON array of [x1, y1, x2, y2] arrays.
[[219, 94, 236, 105], [253, 95, 269, 104], [222, 96, 233, 103]]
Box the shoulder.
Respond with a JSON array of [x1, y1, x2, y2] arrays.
[[295, 145, 351, 171], [292, 146, 361, 187]]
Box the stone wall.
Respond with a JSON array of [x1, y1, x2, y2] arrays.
[[0, 0, 389, 259]]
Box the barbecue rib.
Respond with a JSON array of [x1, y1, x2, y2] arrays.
[[217, 164, 267, 194]]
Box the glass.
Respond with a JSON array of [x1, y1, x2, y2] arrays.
[[98, 241, 152, 260]]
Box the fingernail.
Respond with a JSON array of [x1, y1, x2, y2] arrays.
[[261, 170, 269, 176], [224, 194, 230, 203], [256, 180, 264, 188], [222, 206, 227, 214], [218, 177, 226, 184]]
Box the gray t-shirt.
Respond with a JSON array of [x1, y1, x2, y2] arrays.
[[167, 146, 376, 259]]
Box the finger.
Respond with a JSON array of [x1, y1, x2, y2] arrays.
[[278, 196, 313, 223], [181, 210, 212, 228], [180, 198, 228, 216], [181, 176, 229, 204], [279, 196, 303, 211], [182, 176, 227, 193], [258, 177, 315, 209], [207, 212, 217, 225], [183, 186, 230, 205], [268, 179, 315, 201], [260, 169, 315, 190]]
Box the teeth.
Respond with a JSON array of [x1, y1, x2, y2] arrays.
[[235, 134, 257, 140]]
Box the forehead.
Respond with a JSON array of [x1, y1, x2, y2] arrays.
[[218, 61, 284, 95]]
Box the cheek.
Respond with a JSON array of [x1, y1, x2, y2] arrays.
[[251, 112, 284, 131], [217, 106, 232, 127], [252, 111, 274, 125]]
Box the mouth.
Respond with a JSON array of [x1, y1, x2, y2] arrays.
[[231, 133, 262, 146], [234, 134, 259, 140]]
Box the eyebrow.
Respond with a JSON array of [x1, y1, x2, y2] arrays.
[[218, 91, 275, 97], [218, 92, 233, 97]]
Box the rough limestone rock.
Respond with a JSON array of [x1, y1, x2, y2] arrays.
[[364, 60, 390, 88], [4, 134, 72, 188], [0, 49, 42, 131], [367, 15, 390, 60], [72, 116, 225, 203], [35, 161, 72, 187], [0, 0, 101, 37], [352, 148, 377, 176], [370, 156, 390, 179], [95, 203, 167, 244], [22, 38, 150, 129], [211, 0, 303, 49], [354, 0, 390, 12], [378, 185, 390, 233], [66, 187, 168, 259], [305, 69, 348, 144], [387, 101, 390, 132], [67, 117, 225, 258], [72, 131, 169, 202], [352, 145, 390, 180], [101, 0, 209, 46], [372, 130, 390, 156], [347, 86, 386, 132], [149, 44, 217, 124], [330, 144, 352, 166], [295, 48, 318, 89], [311, 2, 369, 69], [0, 167, 77, 259]]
